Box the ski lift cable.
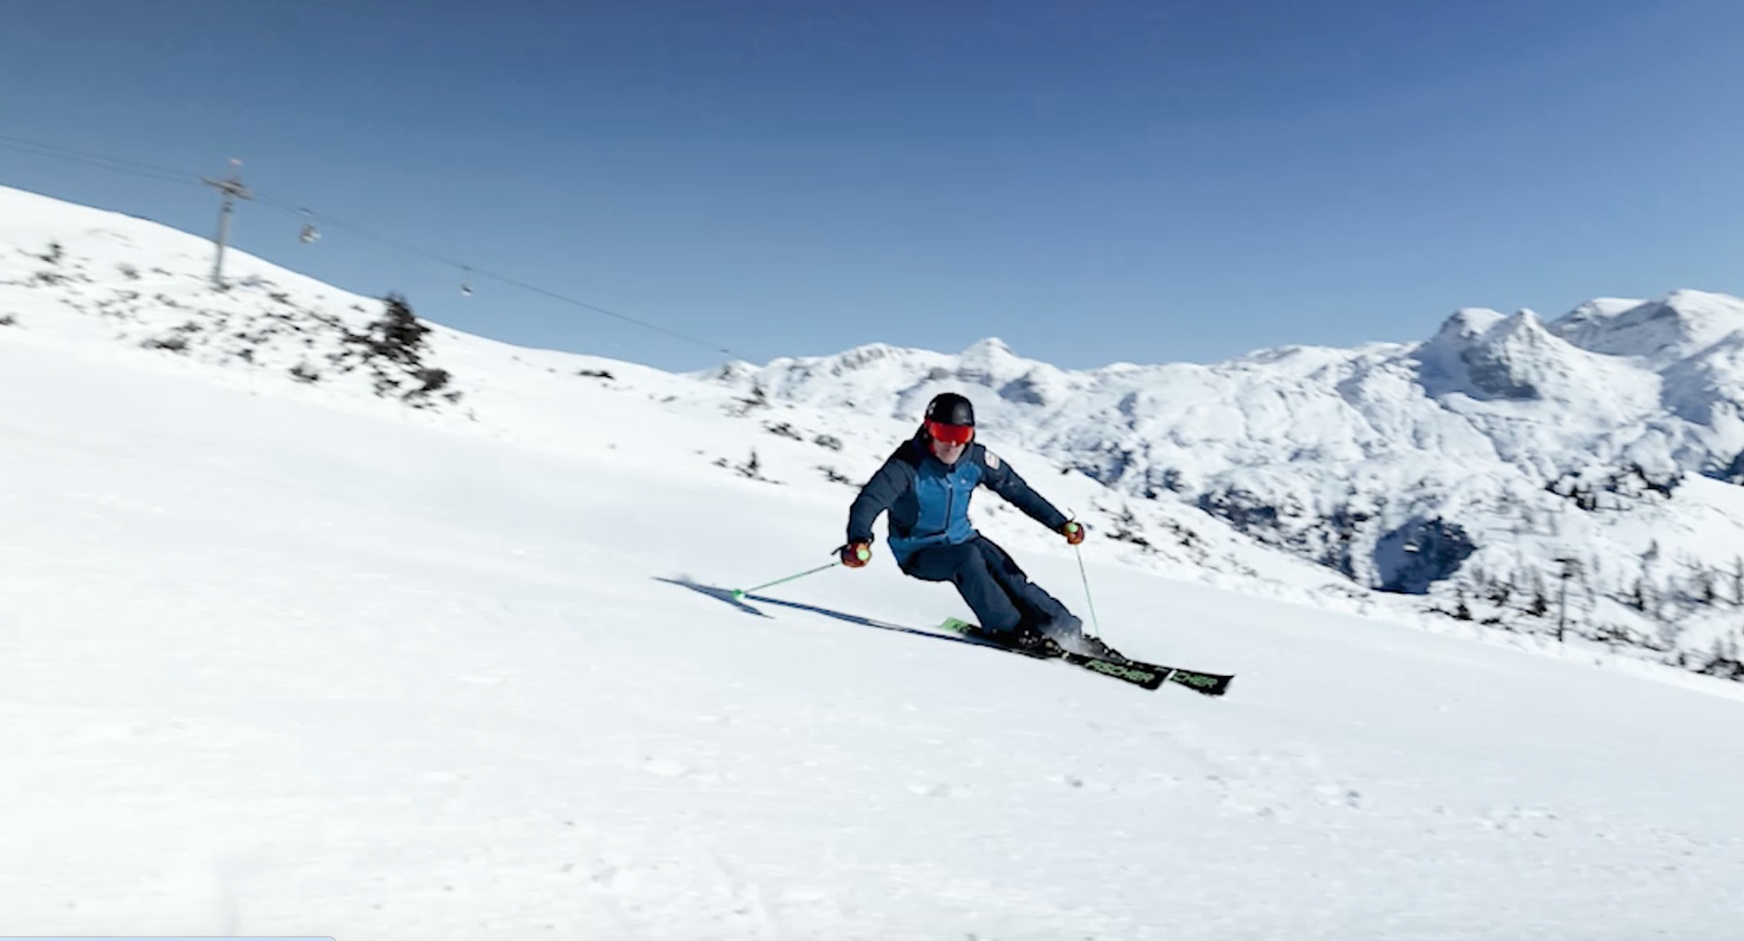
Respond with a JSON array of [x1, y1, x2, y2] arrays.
[[254, 196, 747, 359], [0, 135, 203, 189], [0, 131, 750, 361]]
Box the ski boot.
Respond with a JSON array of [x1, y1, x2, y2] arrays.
[[963, 622, 1053, 654], [1039, 614, 1127, 662]]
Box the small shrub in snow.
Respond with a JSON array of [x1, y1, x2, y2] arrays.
[[349, 294, 431, 366], [289, 363, 321, 383], [729, 450, 780, 484], [813, 434, 843, 451], [577, 368, 615, 379], [1108, 505, 1155, 550], [726, 385, 769, 417], [325, 293, 462, 406], [764, 421, 803, 440], [1700, 635, 1744, 679], [412, 368, 452, 399], [117, 263, 139, 281], [142, 335, 188, 353]]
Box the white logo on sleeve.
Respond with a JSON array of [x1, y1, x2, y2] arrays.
[[984, 450, 1002, 469]]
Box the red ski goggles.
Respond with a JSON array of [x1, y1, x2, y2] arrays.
[[925, 420, 975, 444]]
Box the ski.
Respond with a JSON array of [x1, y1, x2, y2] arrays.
[[936, 618, 1233, 696]]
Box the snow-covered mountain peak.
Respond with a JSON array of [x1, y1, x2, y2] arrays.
[[960, 335, 1016, 358], [1415, 305, 1604, 405], [1435, 306, 1511, 341], [1549, 289, 1744, 367], [938, 335, 1026, 387], [826, 340, 908, 373]]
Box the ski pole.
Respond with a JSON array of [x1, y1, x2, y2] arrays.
[[731, 559, 841, 600], [1073, 542, 1104, 640]]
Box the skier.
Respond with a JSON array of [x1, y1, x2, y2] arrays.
[[840, 392, 1118, 658]]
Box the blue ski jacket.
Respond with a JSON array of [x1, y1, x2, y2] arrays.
[[846, 433, 1070, 567]]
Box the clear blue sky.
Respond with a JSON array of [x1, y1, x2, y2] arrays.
[[5, 0, 1744, 371]]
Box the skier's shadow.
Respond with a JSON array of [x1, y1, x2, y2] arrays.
[[655, 576, 991, 650]]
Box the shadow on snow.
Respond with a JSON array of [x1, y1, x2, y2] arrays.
[[654, 576, 993, 652]]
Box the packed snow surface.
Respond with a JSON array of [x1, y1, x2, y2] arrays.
[[3, 184, 1744, 938]]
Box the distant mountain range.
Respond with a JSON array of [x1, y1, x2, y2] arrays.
[[699, 295, 1744, 679]]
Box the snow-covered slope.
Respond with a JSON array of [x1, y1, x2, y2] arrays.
[[10, 182, 1744, 684], [0, 186, 1422, 619], [701, 298, 1744, 681], [11, 180, 1744, 683], [5, 186, 1744, 939], [0, 188, 464, 410]]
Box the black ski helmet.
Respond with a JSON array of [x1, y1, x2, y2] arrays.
[[924, 392, 975, 427]]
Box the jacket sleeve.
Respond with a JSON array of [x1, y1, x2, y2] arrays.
[[846, 453, 911, 544], [977, 447, 1069, 532]]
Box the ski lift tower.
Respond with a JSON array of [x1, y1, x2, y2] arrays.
[[201, 158, 253, 288]]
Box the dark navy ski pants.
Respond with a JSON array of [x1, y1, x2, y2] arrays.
[[900, 536, 1069, 635]]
